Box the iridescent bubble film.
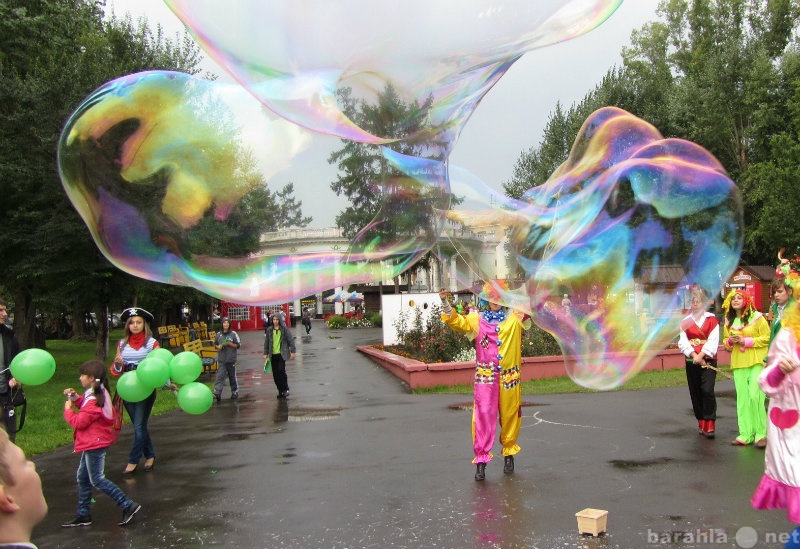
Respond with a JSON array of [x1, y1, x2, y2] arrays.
[[58, 2, 744, 389], [57, 71, 446, 304], [164, 0, 623, 143], [443, 107, 742, 389], [58, 1, 622, 305]]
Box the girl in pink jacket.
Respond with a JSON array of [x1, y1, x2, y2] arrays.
[[61, 360, 141, 528]]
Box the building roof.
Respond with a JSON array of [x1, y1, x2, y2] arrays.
[[739, 265, 776, 281], [638, 265, 777, 286], [638, 265, 686, 285]]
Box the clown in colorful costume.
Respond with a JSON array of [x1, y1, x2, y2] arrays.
[[723, 289, 770, 446], [751, 283, 800, 524], [439, 284, 531, 481]]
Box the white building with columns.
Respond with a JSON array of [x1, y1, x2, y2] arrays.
[[256, 223, 512, 316]]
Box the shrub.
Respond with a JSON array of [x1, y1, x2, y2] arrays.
[[392, 303, 471, 363], [349, 316, 373, 328], [521, 323, 562, 357], [326, 315, 349, 328], [389, 305, 563, 363], [326, 314, 373, 328], [451, 346, 476, 362], [366, 311, 382, 327]]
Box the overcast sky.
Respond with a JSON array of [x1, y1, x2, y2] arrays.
[[103, 0, 662, 228]]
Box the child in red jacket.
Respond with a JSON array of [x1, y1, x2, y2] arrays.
[[61, 360, 141, 528]]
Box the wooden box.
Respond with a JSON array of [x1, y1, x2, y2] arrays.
[[575, 508, 608, 536]]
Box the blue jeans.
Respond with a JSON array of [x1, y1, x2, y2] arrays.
[[123, 390, 156, 464], [76, 448, 132, 516]]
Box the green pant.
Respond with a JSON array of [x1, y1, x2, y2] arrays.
[[732, 365, 767, 443]]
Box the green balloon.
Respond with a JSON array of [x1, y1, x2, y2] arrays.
[[116, 371, 153, 402], [9, 348, 56, 385], [177, 382, 213, 415], [147, 347, 174, 365], [135, 357, 170, 389], [170, 352, 203, 385]]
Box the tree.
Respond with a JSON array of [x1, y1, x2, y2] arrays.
[[0, 1, 206, 356], [739, 47, 800, 260], [328, 84, 445, 292], [186, 182, 312, 257], [329, 86, 438, 234], [621, 0, 800, 264], [508, 0, 800, 266], [504, 103, 569, 199]]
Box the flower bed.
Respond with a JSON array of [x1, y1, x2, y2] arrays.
[[357, 345, 732, 389], [367, 301, 731, 389]]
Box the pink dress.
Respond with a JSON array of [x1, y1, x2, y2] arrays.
[[751, 328, 800, 523]]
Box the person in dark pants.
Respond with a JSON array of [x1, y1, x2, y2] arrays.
[[263, 313, 296, 399], [213, 317, 240, 401], [0, 299, 21, 442], [678, 287, 720, 439]]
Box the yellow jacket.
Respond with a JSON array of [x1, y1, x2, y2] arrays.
[[441, 310, 531, 368], [723, 312, 770, 369]]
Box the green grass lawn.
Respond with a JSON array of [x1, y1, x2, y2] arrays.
[[13, 331, 184, 457], [413, 364, 733, 395]]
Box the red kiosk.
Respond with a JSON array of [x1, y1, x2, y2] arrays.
[[218, 302, 292, 331]]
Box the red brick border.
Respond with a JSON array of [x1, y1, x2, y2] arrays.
[[357, 345, 731, 389]]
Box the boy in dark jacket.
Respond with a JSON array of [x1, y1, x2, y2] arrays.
[[213, 317, 241, 401], [263, 314, 296, 398]]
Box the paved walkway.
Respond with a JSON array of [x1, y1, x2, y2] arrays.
[[31, 325, 792, 548]]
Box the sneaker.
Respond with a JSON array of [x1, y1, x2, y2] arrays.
[[118, 502, 141, 526], [231, 393, 239, 400], [213, 393, 221, 402], [61, 515, 92, 528]]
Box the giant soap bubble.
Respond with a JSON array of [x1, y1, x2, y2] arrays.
[[58, 1, 623, 306], [164, 0, 623, 143], [58, 71, 454, 303], [442, 107, 742, 389], [58, 1, 744, 389]]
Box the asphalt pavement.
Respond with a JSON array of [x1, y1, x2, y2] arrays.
[[30, 324, 794, 548]]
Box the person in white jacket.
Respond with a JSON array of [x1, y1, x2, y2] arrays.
[[751, 280, 800, 534], [677, 287, 720, 438]]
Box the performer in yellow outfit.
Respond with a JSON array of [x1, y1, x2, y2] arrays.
[[722, 289, 770, 447], [439, 283, 531, 481]]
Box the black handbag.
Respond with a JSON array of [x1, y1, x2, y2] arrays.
[[6, 386, 27, 432], [10, 386, 25, 407]]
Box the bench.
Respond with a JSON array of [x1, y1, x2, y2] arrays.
[[165, 325, 182, 348], [194, 321, 208, 340], [183, 338, 218, 374], [157, 326, 171, 347]]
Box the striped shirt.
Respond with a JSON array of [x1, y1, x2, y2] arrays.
[[119, 337, 158, 369]]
